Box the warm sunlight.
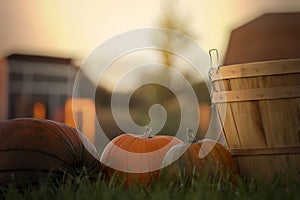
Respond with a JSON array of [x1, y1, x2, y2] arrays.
[[65, 98, 96, 144], [33, 101, 46, 119]]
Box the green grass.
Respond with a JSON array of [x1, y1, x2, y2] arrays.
[[1, 170, 300, 200]]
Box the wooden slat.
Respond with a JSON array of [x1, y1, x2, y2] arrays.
[[216, 103, 241, 148], [229, 146, 300, 156], [209, 58, 300, 81], [259, 98, 300, 147], [231, 101, 267, 148], [226, 76, 267, 148], [212, 86, 300, 103], [212, 79, 242, 148]]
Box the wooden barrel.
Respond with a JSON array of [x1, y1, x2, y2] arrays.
[[209, 59, 300, 180]]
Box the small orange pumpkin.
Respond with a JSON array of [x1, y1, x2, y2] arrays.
[[100, 127, 182, 186], [162, 129, 238, 182], [0, 118, 102, 186]]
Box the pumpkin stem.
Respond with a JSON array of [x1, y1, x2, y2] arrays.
[[143, 126, 153, 138], [185, 128, 194, 143]]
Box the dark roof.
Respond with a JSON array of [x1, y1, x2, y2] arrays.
[[7, 54, 73, 65], [224, 12, 300, 65]]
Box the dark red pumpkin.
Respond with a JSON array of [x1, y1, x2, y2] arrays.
[[162, 130, 238, 182], [100, 128, 182, 186], [0, 118, 102, 186]]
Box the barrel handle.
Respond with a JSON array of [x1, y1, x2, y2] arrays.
[[208, 49, 222, 96], [209, 49, 221, 73]]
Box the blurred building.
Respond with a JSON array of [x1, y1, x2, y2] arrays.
[[4, 54, 76, 121], [224, 12, 300, 65], [0, 54, 97, 145]]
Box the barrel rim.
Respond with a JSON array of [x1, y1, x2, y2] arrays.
[[212, 85, 300, 103], [209, 58, 300, 81], [228, 146, 300, 156]]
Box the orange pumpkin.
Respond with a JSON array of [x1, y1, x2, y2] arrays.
[[0, 118, 102, 186], [100, 128, 182, 186], [162, 129, 238, 182]]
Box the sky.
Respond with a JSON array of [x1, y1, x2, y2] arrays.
[[1, 0, 299, 90]]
